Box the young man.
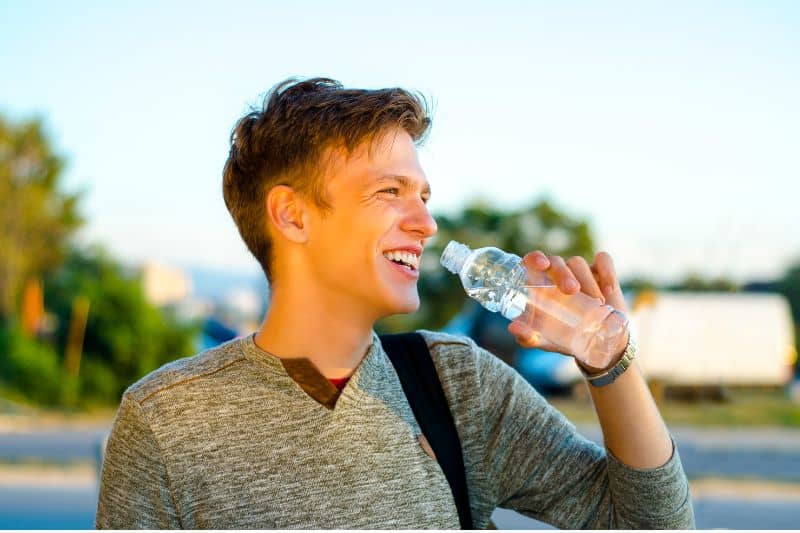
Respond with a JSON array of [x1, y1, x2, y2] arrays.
[[96, 78, 694, 529]]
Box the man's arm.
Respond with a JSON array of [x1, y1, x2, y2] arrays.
[[578, 251, 674, 469], [96, 394, 181, 529], [467, 335, 693, 529], [511, 250, 673, 469], [467, 334, 694, 529], [497, 250, 694, 528], [585, 359, 674, 468]]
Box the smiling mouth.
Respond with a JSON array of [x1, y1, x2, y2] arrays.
[[382, 251, 420, 271]]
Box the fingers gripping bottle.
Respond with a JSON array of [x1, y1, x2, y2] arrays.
[[440, 241, 630, 369]]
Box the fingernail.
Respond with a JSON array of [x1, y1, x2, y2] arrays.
[[566, 279, 579, 291], [604, 285, 614, 295]]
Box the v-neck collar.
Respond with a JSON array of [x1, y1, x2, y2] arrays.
[[239, 331, 384, 411]]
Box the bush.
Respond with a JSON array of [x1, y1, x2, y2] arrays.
[[0, 321, 64, 405], [43, 245, 199, 405], [79, 358, 119, 405]]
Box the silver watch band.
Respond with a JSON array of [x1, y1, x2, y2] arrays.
[[579, 327, 637, 387]]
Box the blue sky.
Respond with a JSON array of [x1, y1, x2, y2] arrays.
[[2, 0, 798, 284]]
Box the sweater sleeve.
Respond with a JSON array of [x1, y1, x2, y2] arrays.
[[472, 339, 695, 529], [95, 394, 182, 529]]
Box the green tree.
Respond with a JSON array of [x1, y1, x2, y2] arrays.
[[0, 116, 83, 319], [43, 245, 199, 404], [775, 261, 800, 322], [620, 276, 660, 293], [0, 318, 64, 405], [774, 260, 800, 375], [667, 272, 739, 292], [377, 196, 596, 333]]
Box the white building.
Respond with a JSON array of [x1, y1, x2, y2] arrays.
[[140, 262, 193, 307]]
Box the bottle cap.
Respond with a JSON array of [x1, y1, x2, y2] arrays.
[[440, 241, 471, 274]]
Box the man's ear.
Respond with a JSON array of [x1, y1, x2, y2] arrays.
[[265, 185, 310, 244]]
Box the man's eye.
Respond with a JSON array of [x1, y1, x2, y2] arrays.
[[379, 188, 400, 196]]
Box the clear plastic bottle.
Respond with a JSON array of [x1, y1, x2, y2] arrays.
[[440, 240, 630, 369]]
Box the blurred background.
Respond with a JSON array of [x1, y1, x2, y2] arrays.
[[1, 0, 799, 529]]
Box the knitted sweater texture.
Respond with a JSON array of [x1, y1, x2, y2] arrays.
[[95, 329, 694, 529]]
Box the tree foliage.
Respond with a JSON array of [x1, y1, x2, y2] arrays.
[[775, 261, 800, 374], [0, 116, 83, 319], [775, 261, 800, 323], [0, 113, 199, 406], [42, 245, 200, 404], [667, 273, 739, 292], [0, 319, 64, 405]]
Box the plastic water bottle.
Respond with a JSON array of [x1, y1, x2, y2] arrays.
[[440, 240, 630, 369]]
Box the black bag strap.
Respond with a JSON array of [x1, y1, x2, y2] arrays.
[[379, 332, 474, 530]]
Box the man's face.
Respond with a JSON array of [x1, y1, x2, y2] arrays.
[[303, 128, 437, 320]]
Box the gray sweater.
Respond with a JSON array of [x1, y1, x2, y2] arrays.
[[96, 329, 694, 529]]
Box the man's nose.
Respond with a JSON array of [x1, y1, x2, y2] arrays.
[[402, 199, 438, 239]]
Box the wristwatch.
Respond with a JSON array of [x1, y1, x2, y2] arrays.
[[578, 325, 637, 387]]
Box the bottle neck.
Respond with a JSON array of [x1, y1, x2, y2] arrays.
[[440, 241, 472, 274]]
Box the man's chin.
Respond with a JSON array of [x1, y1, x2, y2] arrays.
[[379, 294, 420, 318]]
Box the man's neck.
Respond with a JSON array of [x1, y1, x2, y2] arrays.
[[253, 285, 376, 380]]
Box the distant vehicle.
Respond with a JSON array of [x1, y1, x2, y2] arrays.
[[200, 317, 241, 350], [442, 301, 581, 394], [628, 291, 796, 387]]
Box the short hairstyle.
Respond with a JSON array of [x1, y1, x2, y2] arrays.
[[222, 77, 431, 282]]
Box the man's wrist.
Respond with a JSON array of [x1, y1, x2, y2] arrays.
[[577, 327, 637, 387], [576, 329, 630, 374]]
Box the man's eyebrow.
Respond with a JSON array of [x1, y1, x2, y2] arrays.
[[375, 174, 432, 196]]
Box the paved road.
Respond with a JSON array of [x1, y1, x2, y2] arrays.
[[576, 425, 800, 482], [491, 501, 800, 530], [0, 486, 98, 529], [0, 429, 107, 463]]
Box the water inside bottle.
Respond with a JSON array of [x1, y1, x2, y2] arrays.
[[465, 278, 544, 313], [466, 287, 510, 314], [466, 285, 578, 324]]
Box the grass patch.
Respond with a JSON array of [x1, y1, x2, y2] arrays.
[[548, 387, 800, 427], [0, 457, 95, 469], [0, 394, 117, 429], [4, 386, 799, 429]]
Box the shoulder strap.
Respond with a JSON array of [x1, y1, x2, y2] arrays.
[[379, 332, 474, 530]]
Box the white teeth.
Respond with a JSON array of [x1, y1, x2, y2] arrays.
[[383, 250, 420, 269]]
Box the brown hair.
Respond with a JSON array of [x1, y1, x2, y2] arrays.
[[222, 77, 431, 282]]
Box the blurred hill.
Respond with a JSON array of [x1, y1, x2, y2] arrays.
[[183, 265, 265, 304]]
